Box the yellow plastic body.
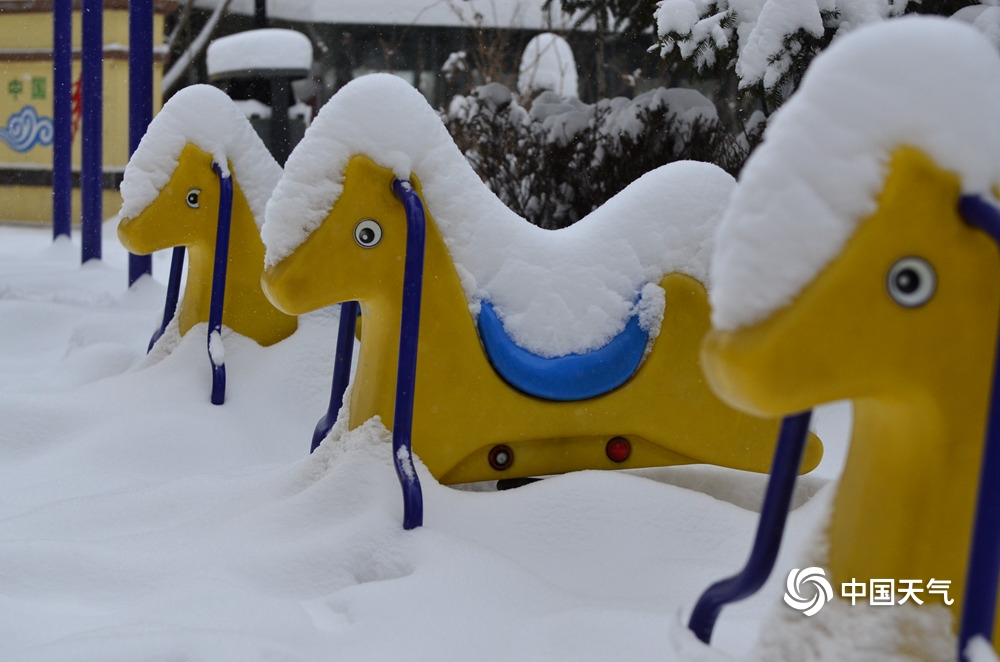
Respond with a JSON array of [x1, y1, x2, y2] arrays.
[[702, 147, 1000, 643], [263, 154, 822, 484], [118, 143, 297, 346]]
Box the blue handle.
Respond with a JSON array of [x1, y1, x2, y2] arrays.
[[958, 194, 1000, 661], [688, 410, 813, 643], [148, 246, 186, 352], [391, 178, 425, 530], [311, 300, 359, 452], [207, 162, 233, 406]]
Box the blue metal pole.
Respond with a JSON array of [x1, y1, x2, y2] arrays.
[[311, 300, 359, 452], [391, 178, 425, 530], [52, 0, 72, 240], [688, 410, 813, 643], [208, 163, 233, 406], [958, 194, 1000, 661], [80, 0, 102, 263], [127, 0, 153, 284], [147, 246, 185, 352]]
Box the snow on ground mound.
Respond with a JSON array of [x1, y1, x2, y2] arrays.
[[0, 225, 851, 661], [710, 17, 1000, 331], [119, 84, 282, 228], [263, 73, 734, 357]]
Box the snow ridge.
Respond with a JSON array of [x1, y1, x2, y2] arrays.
[[711, 17, 1000, 331], [119, 84, 282, 229], [263, 73, 734, 357]]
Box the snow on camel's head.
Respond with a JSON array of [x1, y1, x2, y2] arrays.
[[709, 16, 1000, 333], [119, 84, 281, 228], [260, 73, 481, 271]]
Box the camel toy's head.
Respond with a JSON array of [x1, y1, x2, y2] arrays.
[[699, 16, 1000, 655]]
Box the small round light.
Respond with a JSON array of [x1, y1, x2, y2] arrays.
[[488, 444, 514, 471], [886, 256, 935, 308], [354, 219, 382, 248], [606, 437, 631, 463], [185, 188, 201, 209]]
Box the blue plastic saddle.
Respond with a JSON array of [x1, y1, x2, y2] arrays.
[[477, 300, 650, 402]]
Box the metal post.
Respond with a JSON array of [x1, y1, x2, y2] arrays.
[[269, 76, 291, 165], [311, 300, 359, 452], [208, 163, 233, 406], [81, 0, 103, 263], [253, 0, 289, 167], [688, 410, 813, 643], [128, 0, 153, 283], [147, 246, 185, 351], [958, 194, 1000, 661], [52, 0, 73, 240], [391, 178, 426, 530]]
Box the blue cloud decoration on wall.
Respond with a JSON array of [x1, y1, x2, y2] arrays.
[[1, 106, 54, 153]]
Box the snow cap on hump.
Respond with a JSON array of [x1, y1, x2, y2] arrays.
[[710, 17, 1000, 332], [264, 73, 735, 357], [119, 84, 281, 228]]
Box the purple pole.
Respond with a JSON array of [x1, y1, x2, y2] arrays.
[[81, 0, 103, 263], [208, 163, 233, 406], [391, 178, 425, 530], [52, 0, 72, 240], [311, 301, 359, 452], [128, 0, 153, 284], [957, 194, 1000, 661], [688, 410, 813, 643]]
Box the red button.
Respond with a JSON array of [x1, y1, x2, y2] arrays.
[[606, 437, 631, 463]]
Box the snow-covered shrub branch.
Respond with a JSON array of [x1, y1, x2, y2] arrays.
[[653, 0, 916, 106], [443, 83, 759, 229]]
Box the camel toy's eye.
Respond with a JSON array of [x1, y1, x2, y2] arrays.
[[886, 256, 936, 308], [185, 188, 201, 209], [354, 219, 382, 248]]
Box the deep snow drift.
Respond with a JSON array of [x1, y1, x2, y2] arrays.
[[0, 221, 850, 661]]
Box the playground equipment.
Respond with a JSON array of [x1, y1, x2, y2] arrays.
[[10, 0, 163, 279], [260, 74, 823, 507], [206, 28, 313, 165], [118, 85, 297, 402], [687, 18, 1000, 661]]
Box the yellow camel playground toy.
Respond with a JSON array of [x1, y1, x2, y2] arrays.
[[689, 17, 1000, 660], [704, 148, 1000, 641], [259, 73, 823, 495], [118, 85, 297, 349]]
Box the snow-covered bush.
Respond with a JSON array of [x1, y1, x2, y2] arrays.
[[443, 82, 757, 229], [653, 0, 909, 107], [653, 0, 1000, 107]]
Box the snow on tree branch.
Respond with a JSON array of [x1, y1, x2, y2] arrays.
[[653, 0, 913, 104]]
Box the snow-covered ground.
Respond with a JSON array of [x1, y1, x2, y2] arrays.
[[9, 10, 1000, 659], [0, 220, 851, 660]]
